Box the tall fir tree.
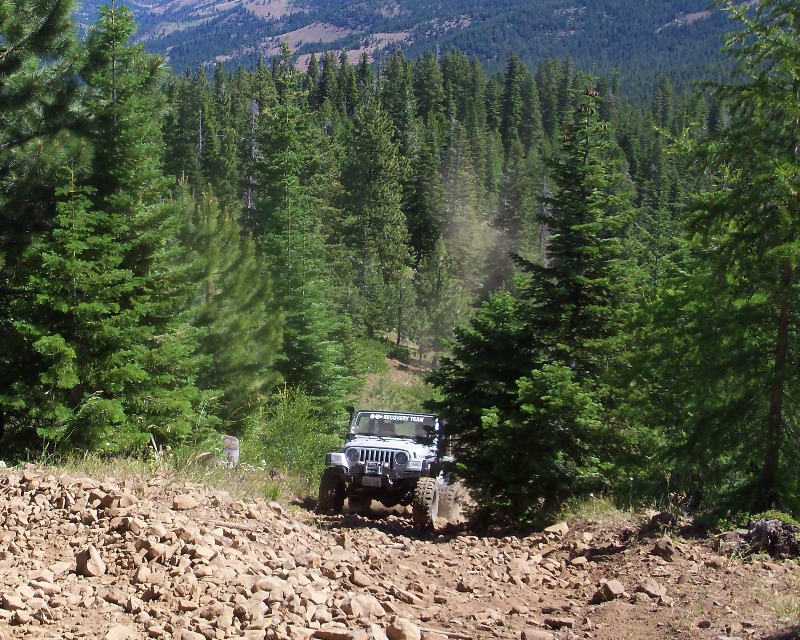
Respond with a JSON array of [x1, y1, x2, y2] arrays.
[[0, 0, 83, 442], [338, 97, 411, 337], [162, 73, 204, 189], [522, 85, 636, 379], [648, 0, 800, 513], [180, 189, 282, 428], [499, 53, 524, 158], [252, 80, 350, 411], [379, 51, 417, 153], [24, 2, 214, 450], [413, 51, 445, 122], [3, 3, 215, 447], [431, 84, 636, 522]]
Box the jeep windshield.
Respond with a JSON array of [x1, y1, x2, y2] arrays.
[[351, 412, 436, 440]]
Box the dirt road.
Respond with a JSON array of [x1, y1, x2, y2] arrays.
[[0, 466, 797, 640]]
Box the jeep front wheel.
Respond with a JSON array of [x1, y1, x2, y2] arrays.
[[412, 477, 439, 532], [316, 468, 345, 514]]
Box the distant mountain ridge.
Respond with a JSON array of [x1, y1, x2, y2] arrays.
[[76, 0, 737, 98]]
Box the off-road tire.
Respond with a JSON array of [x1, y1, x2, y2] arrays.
[[412, 477, 439, 532], [347, 495, 371, 514], [316, 468, 345, 514], [438, 484, 458, 521]]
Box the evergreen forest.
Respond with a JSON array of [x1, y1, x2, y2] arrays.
[[1, 0, 798, 525], [76, 0, 737, 104]]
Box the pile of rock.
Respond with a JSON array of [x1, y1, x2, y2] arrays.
[[0, 466, 796, 640], [0, 467, 429, 639]]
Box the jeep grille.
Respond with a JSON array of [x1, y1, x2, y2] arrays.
[[354, 448, 396, 467]]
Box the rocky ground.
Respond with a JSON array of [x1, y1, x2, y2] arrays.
[[0, 465, 798, 640]]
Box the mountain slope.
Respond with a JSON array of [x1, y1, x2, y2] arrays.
[[75, 0, 737, 97]]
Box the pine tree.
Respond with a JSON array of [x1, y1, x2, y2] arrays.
[[162, 70, 225, 195], [441, 50, 473, 123], [666, 0, 800, 513], [405, 124, 445, 260], [355, 52, 373, 100], [180, 189, 282, 427], [413, 51, 445, 122], [431, 83, 636, 522], [651, 76, 675, 130], [428, 291, 532, 509], [499, 53, 524, 158], [484, 76, 502, 133], [304, 53, 320, 95], [536, 58, 562, 140], [162, 73, 204, 188], [251, 82, 350, 410], [465, 57, 489, 175], [336, 51, 359, 117], [338, 97, 411, 337], [519, 72, 545, 154], [379, 51, 416, 152], [0, 0, 82, 295], [239, 59, 278, 228], [523, 85, 635, 379], [58, 3, 210, 450], [556, 56, 575, 128], [311, 50, 339, 111], [0, 0, 83, 441]]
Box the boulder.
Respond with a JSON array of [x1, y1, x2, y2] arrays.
[[386, 618, 421, 640], [173, 495, 200, 510], [651, 537, 676, 561], [104, 625, 138, 640], [544, 617, 574, 630], [636, 579, 666, 599], [521, 630, 555, 640], [76, 545, 106, 577], [591, 579, 625, 604], [544, 521, 569, 537]]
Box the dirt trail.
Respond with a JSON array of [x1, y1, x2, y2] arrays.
[[0, 465, 797, 640]]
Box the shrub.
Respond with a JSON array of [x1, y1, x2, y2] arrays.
[[241, 386, 343, 494]]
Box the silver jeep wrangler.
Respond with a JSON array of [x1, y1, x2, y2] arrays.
[[316, 408, 454, 530]]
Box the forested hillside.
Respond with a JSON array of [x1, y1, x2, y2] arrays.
[[1, 0, 798, 525], [74, 0, 737, 100]]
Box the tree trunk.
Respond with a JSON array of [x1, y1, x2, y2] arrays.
[[754, 258, 791, 512]]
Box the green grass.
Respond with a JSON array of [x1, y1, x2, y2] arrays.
[[28, 449, 288, 504], [358, 374, 440, 412], [754, 509, 800, 527], [773, 574, 800, 625], [556, 493, 639, 526]]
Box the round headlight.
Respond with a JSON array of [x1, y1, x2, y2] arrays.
[[346, 448, 360, 462], [395, 452, 409, 466]]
